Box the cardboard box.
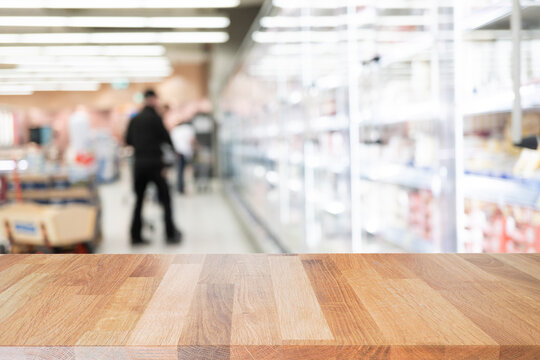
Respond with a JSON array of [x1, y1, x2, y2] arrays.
[[0, 203, 97, 247]]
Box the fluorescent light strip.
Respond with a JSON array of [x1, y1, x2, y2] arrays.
[[0, 72, 172, 80], [0, 72, 171, 79], [0, 91, 33, 95], [0, 0, 240, 9], [4, 67, 172, 74], [0, 83, 99, 92], [0, 16, 230, 29], [34, 83, 101, 91], [0, 45, 165, 56], [4, 78, 163, 84], [6, 80, 100, 85], [0, 55, 169, 63], [0, 32, 229, 44]]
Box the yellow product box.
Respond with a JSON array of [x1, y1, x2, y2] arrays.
[[0, 203, 97, 247]]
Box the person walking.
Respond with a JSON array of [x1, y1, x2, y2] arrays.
[[171, 119, 196, 194], [125, 89, 182, 245]]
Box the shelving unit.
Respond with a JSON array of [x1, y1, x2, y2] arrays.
[[457, 0, 540, 253], [219, 0, 540, 253]]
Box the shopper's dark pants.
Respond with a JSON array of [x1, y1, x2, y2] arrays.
[[130, 161, 175, 241], [177, 154, 186, 194]]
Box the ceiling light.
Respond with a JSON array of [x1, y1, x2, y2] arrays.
[[0, 55, 169, 63], [5, 66, 172, 73], [0, 0, 240, 9], [0, 82, 100, 92], [0, 32, 229, 44], [33, 83, 101, 91], [0, 45, 166, 56], [0, 91, 33, 96], [0, 16, 230, 29], [0, 71, 172, 79]]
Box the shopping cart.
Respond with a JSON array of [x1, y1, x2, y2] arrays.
[[193, 146, 213, 192]]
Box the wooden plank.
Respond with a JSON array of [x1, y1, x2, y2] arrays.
[[347, 278, 496, 346], [268, 255, 334, 342], [179, 283, 235, 346], [173, 254, 206, 264], [395, 254, 496, 290], [444, 345, 499, 360], [360, 254, 417, 279], [231, 255, 281, 346], [326, 254, 382, 284], [499, 345, 540, 360], [130, 255, 175, 278], [128, 264, 202, 346], [78, 255, 145, 295], [230, 346, 281, 360], [301, 258, 384, 345], [439, 282, 540, 345], [491, 254, 540, 280], [0, 254, 538, 355], [197, 254, 239, 284], [77, 277, 161, 345], [0, 272, 53, 323], [0, 347, 76, 360], [0, 283, 104, 346], [177, 346, 230, 359], [460, 254, 540, 299], [0, 263, 40, 293], [0, 254, 28, 272]]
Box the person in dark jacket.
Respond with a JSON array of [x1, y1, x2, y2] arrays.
[[125, 89, 181, 245]]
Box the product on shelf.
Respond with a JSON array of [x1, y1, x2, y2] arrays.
[[464, 199, 540, 253], [360, 181, 435, 250]]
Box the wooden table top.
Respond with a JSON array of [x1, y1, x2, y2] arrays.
[[0, 254, 538, 359]]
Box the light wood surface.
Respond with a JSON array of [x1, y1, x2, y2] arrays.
[[0, 254, 538, 359]]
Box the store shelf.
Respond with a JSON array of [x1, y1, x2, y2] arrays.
[[463, 84, 540, 115], [240, 115, 348, 140], [465, 2, 540, 31], [365, 227, 435, 253], [464, 172, 540, 209], [359, 164, 435, 191]]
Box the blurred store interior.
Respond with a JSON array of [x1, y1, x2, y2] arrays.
[[0, 0, 539, 255]]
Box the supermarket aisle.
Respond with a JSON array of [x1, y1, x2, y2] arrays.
[[97, 167, 255, 254]]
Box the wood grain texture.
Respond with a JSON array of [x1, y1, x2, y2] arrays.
[[0, 254, 537, 359], [268, 255, 334, 342], [231, 256, 281, 346], [128, 264, 203, 346]]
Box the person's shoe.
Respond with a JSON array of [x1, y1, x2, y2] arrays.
[[131, 238, 151, 246], [166, 230, 183, 244]]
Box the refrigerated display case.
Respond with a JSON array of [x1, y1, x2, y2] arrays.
[[220, 2, 352, 252], [219, 0, 539, 253], [349, 1, 458, 252], [456, 0, 540, 253]]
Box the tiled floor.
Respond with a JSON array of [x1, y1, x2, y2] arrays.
[[97, 167, 255, 254]]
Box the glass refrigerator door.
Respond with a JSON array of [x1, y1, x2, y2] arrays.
[[299, 6, 352, 252], [457, 0, 540, 253], [352, 1, 457, 252]]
